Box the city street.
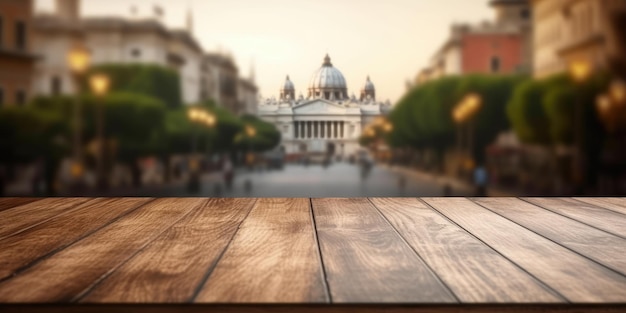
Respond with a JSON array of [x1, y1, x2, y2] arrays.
[[109, 162, 474, 197]]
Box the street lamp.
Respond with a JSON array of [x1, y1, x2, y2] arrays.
[[568, 60, 591, 192], [609, 79, 626, 104], [67, 46, 91, 189], [453, 93, 482, 178], [89, 73, 110, 190], [187, 107, 217, 193]]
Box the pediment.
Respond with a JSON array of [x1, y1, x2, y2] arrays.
[[292, 99, 347, 115]]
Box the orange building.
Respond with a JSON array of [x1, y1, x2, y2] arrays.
[[414, 0, 531, 85], [461, 32, 524, 74], [0, 0, 36, 107]]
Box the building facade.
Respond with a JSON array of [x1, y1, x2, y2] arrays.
[[258, 55, 391, 157], [30, 0, 259, 112], [0, 0, 36, 107], [532, 0, 626, 78], [415, 0, 531, 85], [31, 0, 205, 105]]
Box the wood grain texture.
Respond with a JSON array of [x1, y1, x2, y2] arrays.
[[475, 198, 626, 275], [195, 198, 328, 303], [0, 198, 205, 302], [522, 198, 626, 238], [0, 198, 41, 212], [80, 198, 256, 303], [423, 197, 626, 302], [312, 198, 456, 303], [370, 198, 561, 303], [2, 304, 626, 313], [572, 198, 626, 215], [0, 198, 152, 280], [0, 198, 92, 239]]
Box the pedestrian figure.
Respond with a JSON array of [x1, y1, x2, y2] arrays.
[[222, 157, 234, 190], [244, 179, 253, 194], [473, 164, 488, 197], [213, 183, 223, 197]]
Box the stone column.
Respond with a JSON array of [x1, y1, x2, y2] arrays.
[[340, 121, 345, 138]]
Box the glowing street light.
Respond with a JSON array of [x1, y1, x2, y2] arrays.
[[245, 124, 257, 137], [89, 73, 111, 190], [596, 94, 612, 116], [67, 46, 91, 188], [68, 47, 91, 74], [610, 79, 626, 105], [569, 60, 591, 83], [89, 74, 110, 96]]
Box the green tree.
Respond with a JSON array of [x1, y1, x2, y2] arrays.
[[84, 64, 182, 108]]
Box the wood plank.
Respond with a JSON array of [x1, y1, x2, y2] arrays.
[[423, 197, 626, 302], [80, 198, 256, 303], [195, 198, 328, 303], [0, 198, 205, 303], [370, 198, 562, 303], [312, 198, 456, 303], [522, 198, 626, 238], [475, 198, 626, 276], [0, 198, 152, 281], [0, 198, 41, 212], [573, 198, 626, 215], [2, 304, 626, 313], [0, 198, 92, 239]]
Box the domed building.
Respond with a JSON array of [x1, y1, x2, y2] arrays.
[[258, 54, 392, 158]]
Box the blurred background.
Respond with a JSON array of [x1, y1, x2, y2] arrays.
[[0, 0, 625, 197]]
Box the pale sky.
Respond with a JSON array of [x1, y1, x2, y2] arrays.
[[36, 0, 493, 103]]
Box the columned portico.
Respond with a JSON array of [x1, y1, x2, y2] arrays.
[[257, 54, 391, 158]]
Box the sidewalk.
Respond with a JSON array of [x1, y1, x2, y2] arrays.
[[383, 164, 515, 197]]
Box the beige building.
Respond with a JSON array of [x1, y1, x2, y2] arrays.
[[31, 0, 259, 112], [532, 0, 626, 78], [32, 0, 205, 105]]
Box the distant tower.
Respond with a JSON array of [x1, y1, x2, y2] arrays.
[[489, 0, 531, 28], [56, 0, 80, 23], [360, 76, 376, 101], [280, 75, 295, 100], [186, 8, 194, 34]]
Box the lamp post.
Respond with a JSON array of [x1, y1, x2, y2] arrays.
[[568, 60, 591, 192], [89, 73, 110, 190], [245, 124, 257, 169], [187, 107, 216, 193], [67, 46, 91, 188], [453, 93, 482, 178]]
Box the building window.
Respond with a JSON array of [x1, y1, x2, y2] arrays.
[[490, 57, 501, 73], [15, 21, 26, 51], [335, 92, 340, 99], [324, 92, 330, 100], [15, 90, 26, 106], [51, 76, 62, 95], [131, 48, 141, 58]]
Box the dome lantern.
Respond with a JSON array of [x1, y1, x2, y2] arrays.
[[280, 75, 295, 100], [308, 54, 347, 100]]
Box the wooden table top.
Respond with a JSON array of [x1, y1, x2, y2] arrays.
[[0, 197, 625, 313]]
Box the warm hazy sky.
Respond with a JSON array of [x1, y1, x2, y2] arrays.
[[36, 0, 493, 102]]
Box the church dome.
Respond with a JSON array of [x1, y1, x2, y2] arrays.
[[363, 76, 375, 91], [282, 75, 295, 90], [308, 54, 347, 90]]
